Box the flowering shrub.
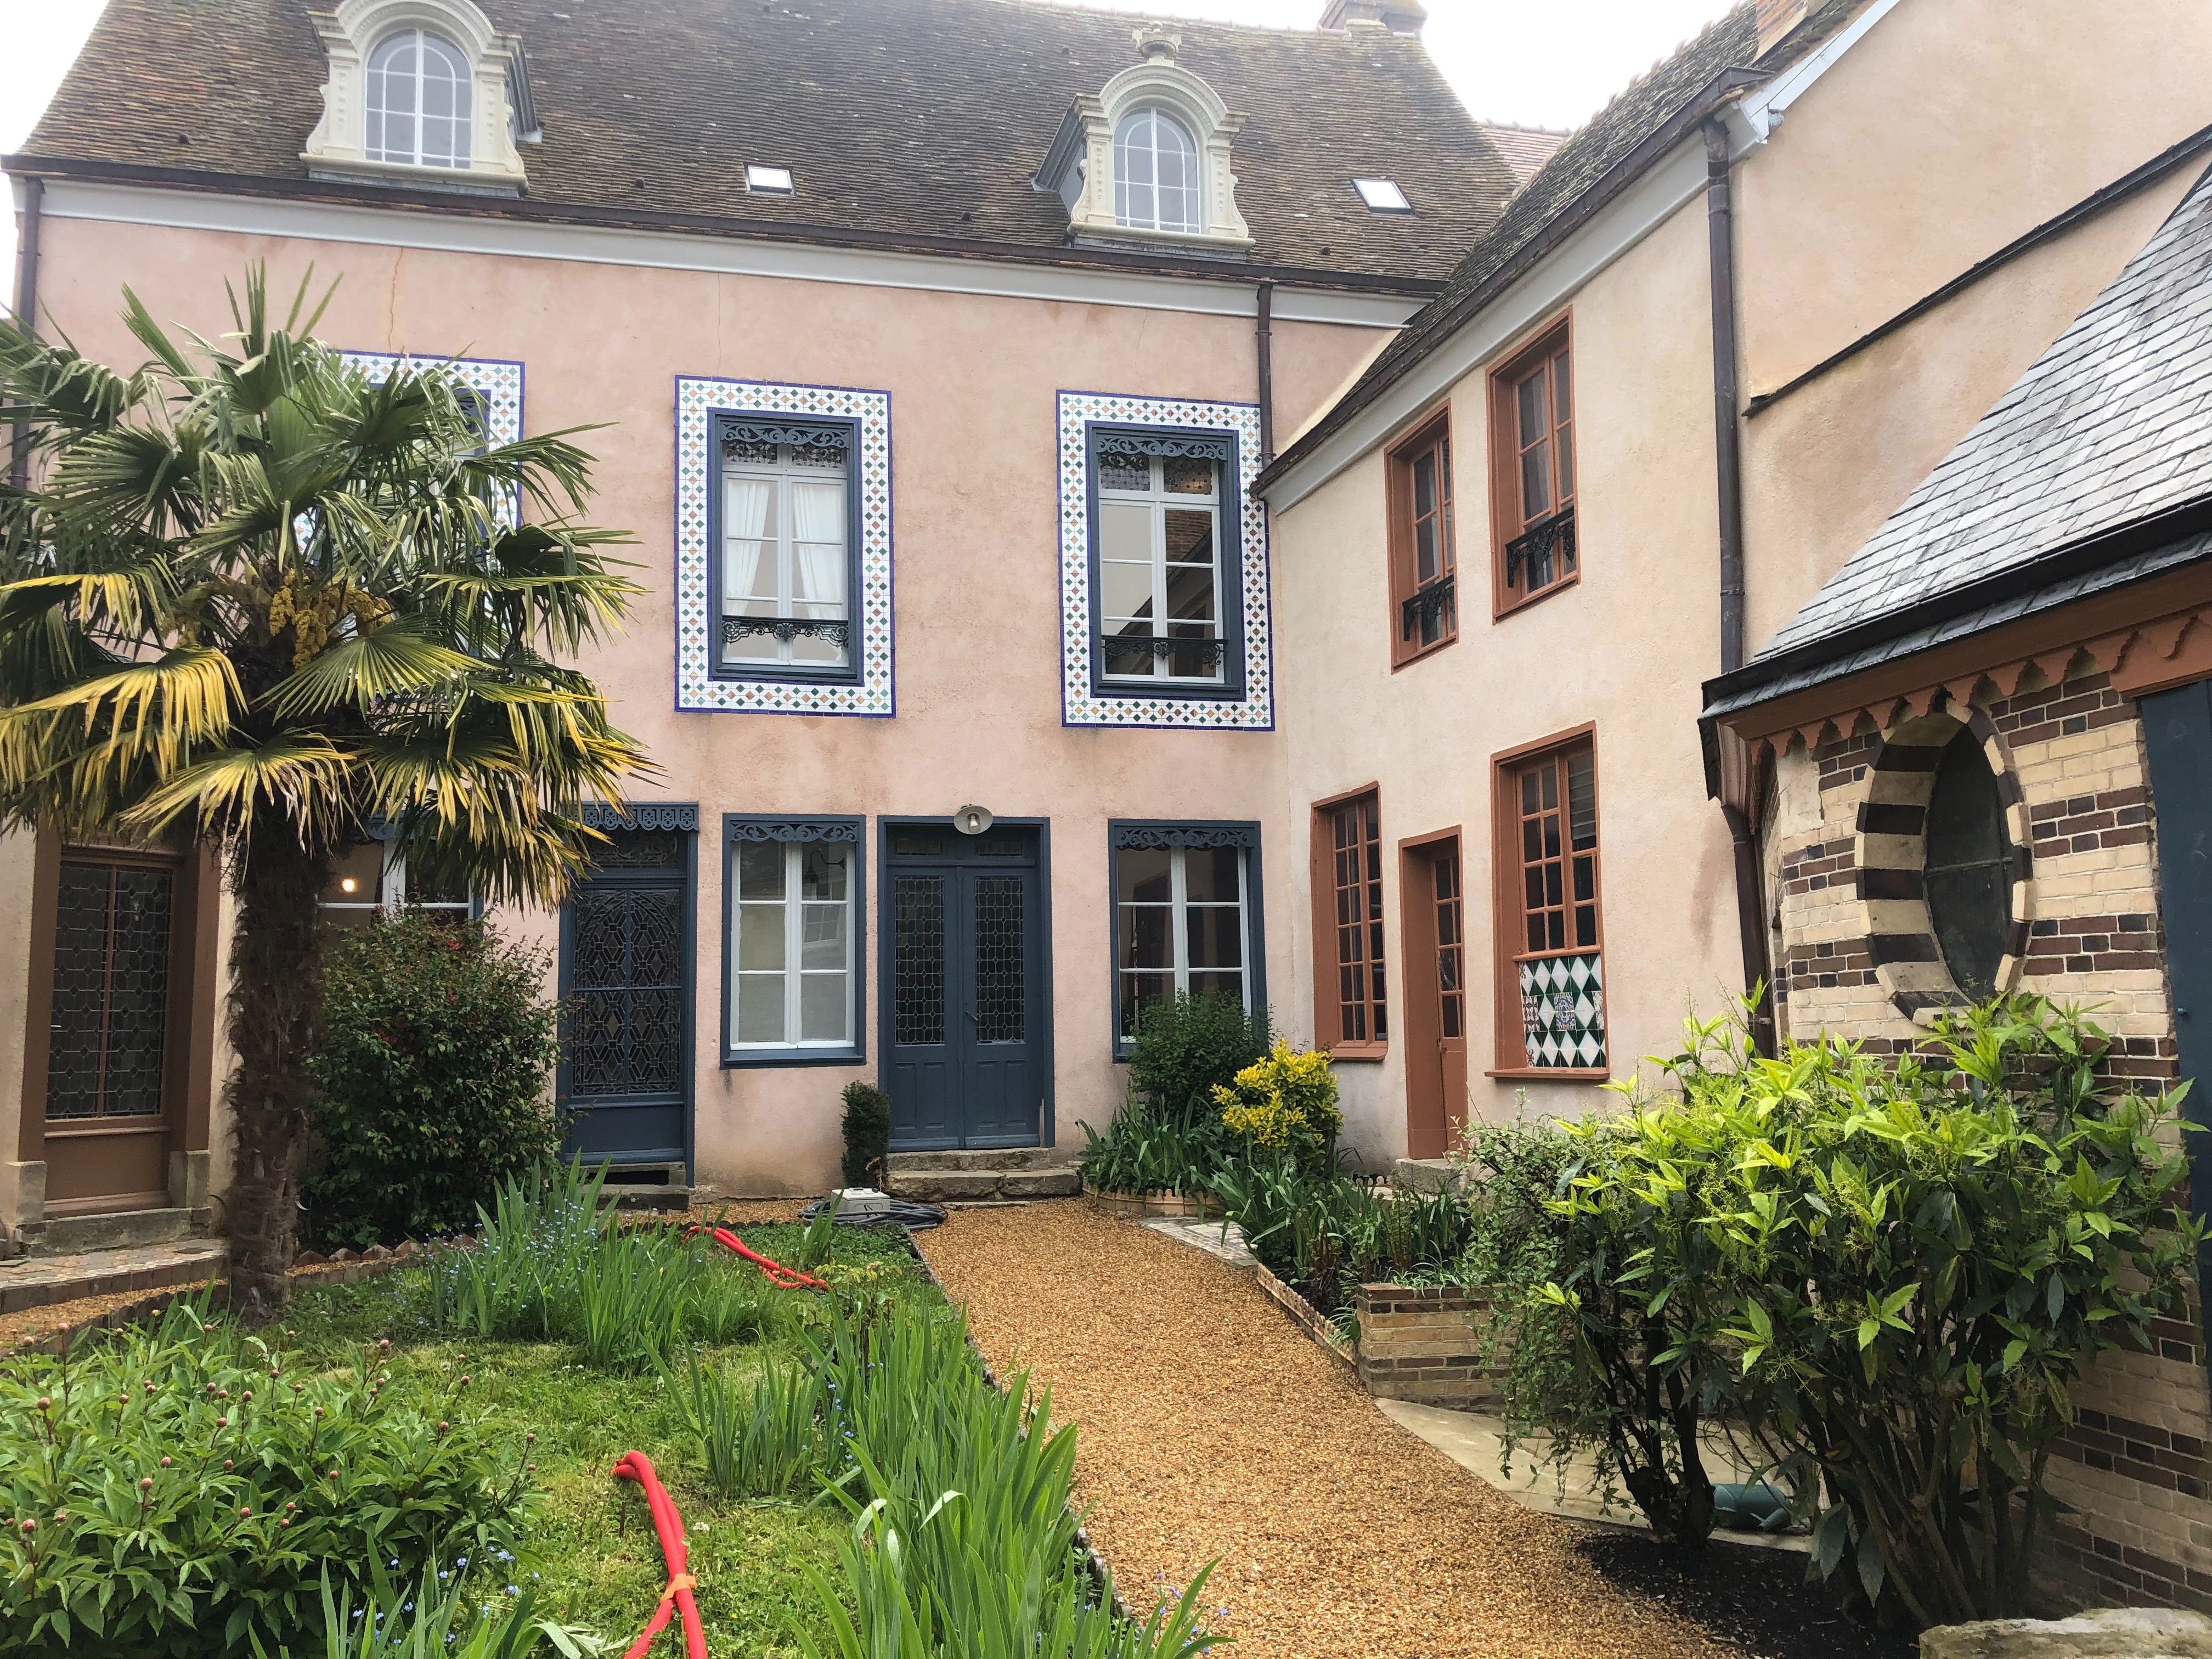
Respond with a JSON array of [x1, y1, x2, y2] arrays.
[[0, 1299, 535, 1657], [304, 915, 562, 1250], [1213, 1041, 1341, 1170]]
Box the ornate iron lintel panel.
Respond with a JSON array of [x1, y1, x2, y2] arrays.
[[1098, 635, 1228, 668], [722, 616, 853, 648], [1401, 572, 1456, 642], [727, 819, 862, 845], [581, 802, 699, 832], [715, 419, 850, 452], [1112, 824, 1256, 850], [1095, 430, 1233, 462], [1505, 505, 1577, 589]]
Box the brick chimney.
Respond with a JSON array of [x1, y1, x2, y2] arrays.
[[1755, 0, 1810, 55], [1318, 0, 1426, 35]]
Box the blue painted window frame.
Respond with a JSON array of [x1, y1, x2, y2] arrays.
[[1084, 422, 1248, 703], [706, 413, 866, 687], [1106, 819, 1266, 1060], [720, 814, 868, 1068]]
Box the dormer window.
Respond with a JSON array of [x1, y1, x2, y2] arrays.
[[1032, 31, 1252, 257], [365, 30, 472, 169], [304, 0, 528, 193], [1114, 109, 1199, 234]]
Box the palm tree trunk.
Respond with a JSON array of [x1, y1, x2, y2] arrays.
[[222, 820, 329, 1322]]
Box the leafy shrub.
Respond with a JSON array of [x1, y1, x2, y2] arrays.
[[1212, 1041, 1340, 1170], [0, 1300, 534, 1658], [1074, 1109, 1231, 1199], [1127, 992, 1269, 1131], [840, 1082, 891, 1189], [305, 916, 562, 1250], [1497, 996, 2199, 1627]]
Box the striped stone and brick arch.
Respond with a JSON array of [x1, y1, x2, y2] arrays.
[[1851, 704, 2034, 1022]]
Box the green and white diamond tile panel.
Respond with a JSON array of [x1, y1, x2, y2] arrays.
[[674, 376, 894, 716], [1520, 951, 1606, 1069]]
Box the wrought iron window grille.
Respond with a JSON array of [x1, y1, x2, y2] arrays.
[[1098, 635, 1227, 670], [721, 617, 853, 648], [1505, 505, 1577, 590], [716, 421, 850, 454], [1097, 432, 1233, 465], [1400, 573, 1455, 642]]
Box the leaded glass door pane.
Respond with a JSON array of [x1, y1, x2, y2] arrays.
[[561, 831, 691, 1171], [48, 860, 173, 1121]]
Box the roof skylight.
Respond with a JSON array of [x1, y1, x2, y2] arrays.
[[746, 164, 795, 195], [1353, 177, 1413, 215]]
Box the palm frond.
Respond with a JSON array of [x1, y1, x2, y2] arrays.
[[0, 645, 241, 776], [257, 625, 478, 719], [120, 731, 354, 842]]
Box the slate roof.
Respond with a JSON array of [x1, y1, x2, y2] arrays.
[[1259, 3, 1765, 483], [1475, 122, 1571, 188], [1745, 165, 2212, 669], [15, 0, 1516, 284]]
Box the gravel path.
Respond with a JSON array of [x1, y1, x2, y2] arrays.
[[917, 1199, 1725, 1659]]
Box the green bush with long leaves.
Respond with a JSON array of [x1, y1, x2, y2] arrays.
[[0, 1300, 534, 1657], [1493, 996, 2198, 1628], [304, 915, 562, 1250], [1079, 993, 1272, 1199]]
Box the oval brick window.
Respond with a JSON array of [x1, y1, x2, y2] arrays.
[[1923, 728, 2011, 999]]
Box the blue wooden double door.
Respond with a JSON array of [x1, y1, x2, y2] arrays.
[[883, 823, 1048, 1149]]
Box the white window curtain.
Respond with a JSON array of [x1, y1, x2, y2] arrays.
[[719, 439, 851, 672], [791, 478, 847, 616], [720, 477, 771, 610]]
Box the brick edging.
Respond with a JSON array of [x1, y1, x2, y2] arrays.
[[1254, 1263, 1355, 1368]]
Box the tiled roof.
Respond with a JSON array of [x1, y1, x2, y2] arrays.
[[1259, 4, 1765, 482], [18, 0, 1515, 283], [1751, 165, 2212, 666], [1476, 122, 1571, 188]]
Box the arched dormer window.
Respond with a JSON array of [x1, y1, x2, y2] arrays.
[[303, 0, 528, 191], [1114, 108, 1199, 234], [365, 29, 473, 168], [1033, 31, 1251, 255]]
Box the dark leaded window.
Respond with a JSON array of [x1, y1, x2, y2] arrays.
[[712, 417, 861, 682], [1925, 729, 2010, 1000], [48, 859, 172, 1120]]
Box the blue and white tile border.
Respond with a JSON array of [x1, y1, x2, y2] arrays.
[[339, 351, 524, 524], [674, 376, 894, 717], [1056, 391, 1272, 730]]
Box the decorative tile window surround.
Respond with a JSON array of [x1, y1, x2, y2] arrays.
[[338, 351, 522, 531], [1057, 391, 1271, 730], [721, 815, 867, 1067], [675, 377, 894, 717]]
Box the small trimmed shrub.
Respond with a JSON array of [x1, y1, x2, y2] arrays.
[[1213, 1041, 1340, 1171], [304, 916, 561, 1250], [1127, 992, 1269, 1131], [839, 1081, 891, 1189], [0, 1300, 534, 1658]]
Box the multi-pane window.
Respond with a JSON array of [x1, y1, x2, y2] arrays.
[[318, 842, 473, 926], [365, 30, 472, 169], [1493, 325, 1577, 610], [1431, 852, 1464, 1042], [1498, 735, 1607, 1073], [1317, 792, 1387, 1049], [1389, 413, 1456, 663], [730, 836, 857, 1053], [716, 425, 854, 678], [1096, 443, 1228, 686], [1114, 839, 1251, 1042], [1114, 109, 1200, 234]]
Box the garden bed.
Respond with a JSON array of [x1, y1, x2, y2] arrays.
[[1082, 1184, 1217, 1220]]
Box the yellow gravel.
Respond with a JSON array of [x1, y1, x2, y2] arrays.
[[919, 1199, 1724, 1659]]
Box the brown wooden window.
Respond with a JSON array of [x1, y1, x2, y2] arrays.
[[1312, 788, 1387, 1055], [1490, 321, 1577, 614], [1387, 411, 1456, 665], [1491, 729, 1607, 1076]]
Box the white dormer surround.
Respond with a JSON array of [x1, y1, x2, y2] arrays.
[[303, 0, 529, 193], [1034, 32, 1254, 257]]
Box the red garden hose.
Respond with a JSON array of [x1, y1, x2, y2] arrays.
[[693, 1223, 829, 1292], [612, 1451, 707, 1659]]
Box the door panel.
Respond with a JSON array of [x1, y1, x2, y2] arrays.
[[562, 835, 692, 1170], [2143, 680, 2212, 1264], [884, 828, 1048, 1150], [1398, 836, 1464, 1162]]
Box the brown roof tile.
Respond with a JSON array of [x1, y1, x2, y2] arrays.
[[19, 0, 1514, 281]]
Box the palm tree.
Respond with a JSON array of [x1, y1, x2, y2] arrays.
[[0, 268, 648, 1318]]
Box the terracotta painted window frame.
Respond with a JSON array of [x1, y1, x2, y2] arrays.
[[1309, 782, 1389, 1062], [1487, 723, 1610, 1081], [1386, 405, 1458, 669], [1487, 315, 1579, 621]]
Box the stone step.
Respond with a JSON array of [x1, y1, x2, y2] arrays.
[[20, 1206, 213, 1257], [0, 1238, 227, 1316], [884, 1147, 1066, 1173], [885, 1165, 1081, 1203]]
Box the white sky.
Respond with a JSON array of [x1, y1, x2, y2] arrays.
[[3, 0, 1738, 314]]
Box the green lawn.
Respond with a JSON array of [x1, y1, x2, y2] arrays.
[[278, 1222, 942, 1657]]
